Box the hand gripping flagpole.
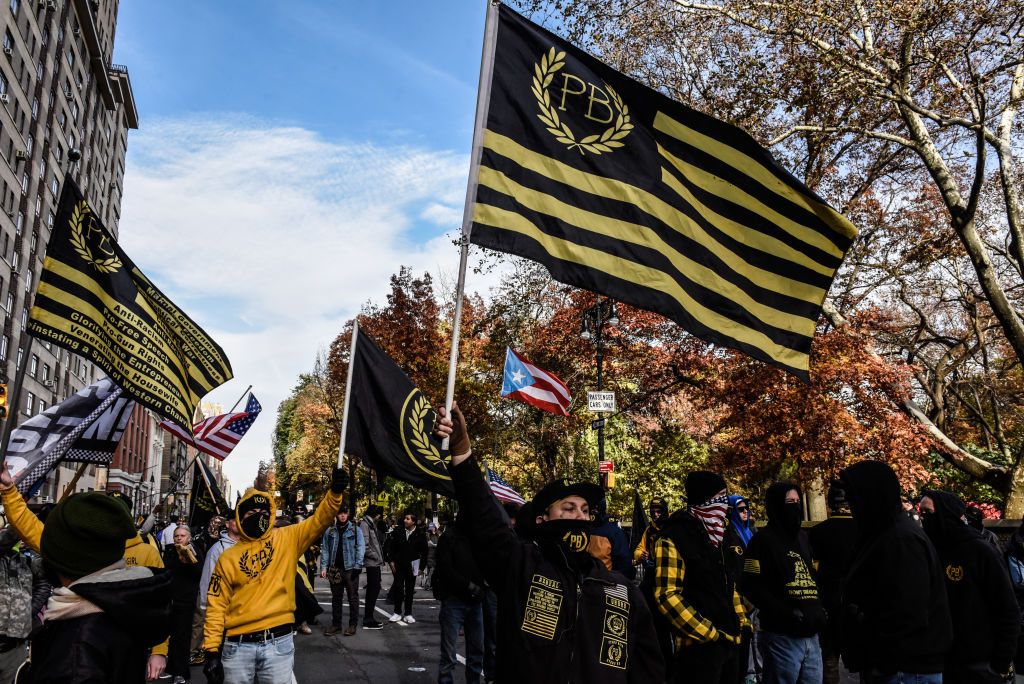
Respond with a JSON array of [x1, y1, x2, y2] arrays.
[[442, 0, 500, 448], [337, 320, 359, 468]]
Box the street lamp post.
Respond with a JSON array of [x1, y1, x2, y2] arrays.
[[580, 294, 619, 479]]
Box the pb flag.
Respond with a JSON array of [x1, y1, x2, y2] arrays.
[[27, 177, 233, 430], [189, 458, 229, 531], [468, 6, 858, 380], [344, 328, 453, 496], [4, 377, 135, 495]]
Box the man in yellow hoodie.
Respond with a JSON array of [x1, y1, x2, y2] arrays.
[[202, 467, 347, 684]]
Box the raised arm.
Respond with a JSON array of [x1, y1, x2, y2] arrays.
[[282, 468, 348, 556]]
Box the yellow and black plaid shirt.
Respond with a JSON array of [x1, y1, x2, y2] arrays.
[[654, 537, 748, 646]]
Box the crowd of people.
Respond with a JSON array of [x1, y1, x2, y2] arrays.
[[2, 405, 1024, 683]]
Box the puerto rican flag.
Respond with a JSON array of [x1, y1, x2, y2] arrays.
[[501, 347, 571, 416]]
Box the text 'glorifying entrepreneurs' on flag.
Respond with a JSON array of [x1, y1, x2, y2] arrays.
[[468, 6, 858, 380], [27, 177, 233, 430]]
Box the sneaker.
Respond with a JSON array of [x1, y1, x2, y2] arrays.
[[172, 677, 187, 684], [297, 622, 312, 635], [323, 625, 341, 636], [389, 613, 403, 623], [402, 615, 416, 624], [363, 620, 384, 630], [344, 625, 357, 636]]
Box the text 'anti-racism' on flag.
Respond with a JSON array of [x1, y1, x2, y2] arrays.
[[468, 5, 858, 381], [27, 177, 232, 431]]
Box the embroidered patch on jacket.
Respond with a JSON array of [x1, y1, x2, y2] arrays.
[[521, 579, 562, 640], [600, 635, 628, 670], [604, 583, 630, 612], [946, 564, 964, 582], [743, 558, 761, 574]]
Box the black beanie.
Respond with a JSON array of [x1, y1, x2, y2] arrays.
[[40, 492, 136, 580], [107, 490, 133, 514], [685, 471, 727, 506]]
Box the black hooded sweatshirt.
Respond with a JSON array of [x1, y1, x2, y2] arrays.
[[29, 569, 173, 683], [922, 490, 1020, 676], [742, 482, 826, 637], [839, 461, 952, 675]]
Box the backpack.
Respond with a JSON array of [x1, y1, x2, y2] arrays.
[[1008, 554, 1024, 588]]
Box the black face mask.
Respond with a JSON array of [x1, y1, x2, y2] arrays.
[[921, 511, 940, 541], [241, 510, 271, 539], [538, 518, 593, 557], [779, 503, 803, 536]]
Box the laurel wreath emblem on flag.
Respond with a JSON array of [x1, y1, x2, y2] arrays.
[[69, 201, 122, 274], [532, 47, 632, 155], [400, 391, 450, 479]]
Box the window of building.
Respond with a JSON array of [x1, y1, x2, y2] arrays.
[[30, 97, 36, 120], [29, 353, 37, 377], [42, 363, 49, 381], [24, 391, 34, 416], [33, 195, 39, 215], [49, 176, 57, 195], [26, 134, 32, 153], [21, 306, 27, 327], [67, 131, 75, 149], [34, 62, 41, 80], [11, 250, 19, 271], [47, 210, 54, 228], [16, 346, 22, 369], [8, 0, 16, 16], [0, 335, 8, 361], [57, 110, 65, 130], [3, 30, 12, 52], [38, 158, 44, 179], [0, 72, 8, 96], [5, 292, 12, 312], [66, 47, 74, 69], [70, 101, 78, 120], [54, 144, 62, 162], [24, 269, 30, 292], [15, 211, 22, 235], [20, 172, 27, 193], [38, 399, 46, 413], [41, 28, 47, 47]]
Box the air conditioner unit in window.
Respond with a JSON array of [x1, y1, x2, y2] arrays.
[[15, 150, 27, 160], [72, 27, 81, 37], [42, 380, 55, 389], [0, 94, 8, 104], [3, 47, 11, 56]]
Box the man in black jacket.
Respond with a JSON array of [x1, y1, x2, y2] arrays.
[[655, 471, 749, 684], [807, 481, 856, 684], [920, 490, 1019, 683], [839, 461, 952, 684], [385, 510, 428, 624], [743, 482, 825, 683], [434, 517, 486, 684], [436, 403, 664, 683]]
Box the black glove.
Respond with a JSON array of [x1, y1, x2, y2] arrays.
[[467, 581, 484, 601], [330, 467, 349, 494], [203, 652, 224, 684]]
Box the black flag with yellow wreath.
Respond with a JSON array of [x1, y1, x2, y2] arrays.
[[27, 177, 232, 431], [344, 330, 453, 496], [469, 6, 858, 381]]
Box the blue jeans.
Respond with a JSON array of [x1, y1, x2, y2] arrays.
[[760, 632, 823, 684], [222, 632, 295, 684], [438, 597, 484, 684], [861, 674, 942, 684]]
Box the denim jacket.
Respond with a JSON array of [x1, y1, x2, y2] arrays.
[[320, 522, 365, 572]]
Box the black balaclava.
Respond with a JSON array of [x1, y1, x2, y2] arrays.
[[922, 489, 972, 552], [766, 481, 803, 538], [840, 461, 902, 543], [237, 492, 273, 540]]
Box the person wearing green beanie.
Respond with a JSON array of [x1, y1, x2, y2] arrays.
[[1, 463, 173, 683]]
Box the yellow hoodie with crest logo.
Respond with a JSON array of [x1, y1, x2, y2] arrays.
[[202, 486, 342, 650]]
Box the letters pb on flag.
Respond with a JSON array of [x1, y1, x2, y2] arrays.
[[344, 329, 453, 496], [501, 347, 571, 416], [468, 6, 858, 381], [27, 177, 233, 430]]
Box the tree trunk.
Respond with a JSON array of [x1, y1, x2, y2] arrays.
[[1005, 461, 1024, 518]]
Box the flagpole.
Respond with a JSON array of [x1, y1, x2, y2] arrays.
[[0, 336, 35, 457], [337, 320, 360, 468], [442, 0, 501, 445], [226, 384, 253, 413], [58, 462, 89, 502]]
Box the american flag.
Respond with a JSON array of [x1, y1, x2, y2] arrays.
[[690, 495, 729, 548], [500, 347, 572, 416], [487, 467, 526, 506], [160, 394, 262, 460]]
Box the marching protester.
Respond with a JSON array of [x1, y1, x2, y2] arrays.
[[742, 482, 825, 683], [807, 481, 857, 684], [635, 496, 674, 674], [201, 467, 348, 684], [191, 508, 240, 666], [194, 515, 227, 556], [385, 510, 428, 624], [319, 507, 365, 636], [163, 526, 204, 684], [161, 515, 186, 548], [839, 461, 952, 684], [919, 490, 1019, 683], [435, 403, 665, 681], [965, 504, 1002, 552], [0, 525, 47, 681], [726, 495, 759, 684], [434, 514, 487, 684], [358, 505, 386, 629], [424, 522, 440, 590], [591, 496, 634, 578], [655, 471, 748, 684], [1, 465, 172, 683]]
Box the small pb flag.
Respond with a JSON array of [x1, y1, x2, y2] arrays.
[[27, 177, 233, 431], [344, 329, 453, 496], [468, 6, 857, 380]]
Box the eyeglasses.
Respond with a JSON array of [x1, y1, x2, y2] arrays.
[[735, 507, 748, 513]]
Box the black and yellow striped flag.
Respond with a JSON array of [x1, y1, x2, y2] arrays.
[[469, 6, 857, 380], [27, 177, 232, 431]]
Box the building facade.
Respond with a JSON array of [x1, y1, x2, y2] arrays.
[[0, 0, 137, 500]]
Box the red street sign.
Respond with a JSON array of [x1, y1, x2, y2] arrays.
[[599, 460, 614, 473]]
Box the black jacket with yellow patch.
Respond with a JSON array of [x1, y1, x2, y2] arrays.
[[202, 487, 342, 649], [451, 459, 664, 683]]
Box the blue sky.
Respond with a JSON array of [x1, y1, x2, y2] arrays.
[[110, 2, 505, 495]]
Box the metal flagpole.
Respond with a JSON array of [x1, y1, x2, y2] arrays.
[[336, 320, 360, 468], [0, 336, 36, 457], [442, 0, 501, 447]]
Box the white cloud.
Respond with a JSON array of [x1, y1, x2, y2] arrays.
[[119, 115, 506, 496]]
